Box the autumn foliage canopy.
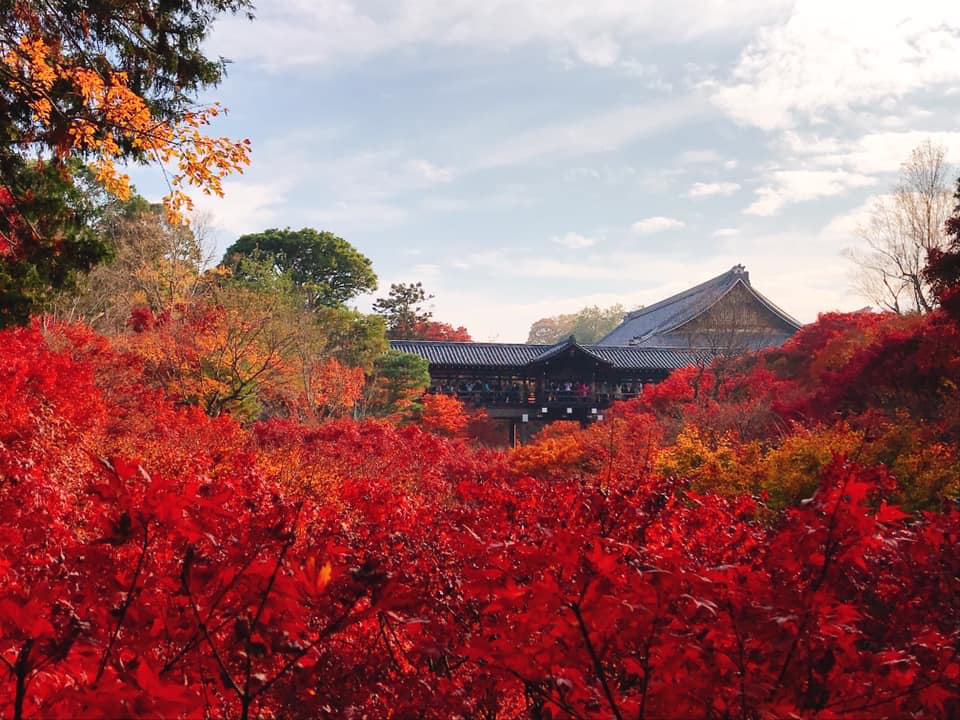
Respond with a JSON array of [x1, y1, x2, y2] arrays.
[[0, 13, 958, 707], [0, 287, 958, 718]]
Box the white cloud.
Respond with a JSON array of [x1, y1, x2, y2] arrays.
[[552, 232, 598, 249], [475, 95, 706, 169], [235, 143, 461, 230], [451, 250, 620, 280], [303, 200, 410, 231], [571, 33, 620, 67], [563, 165, 637, 184], [631, 216, 686, 234], [214, 0, 793, 70], [314, 150, 454, 198], [450, 250, 508, 271], [689, 181, 741, 198], [712, 227, 739, 237], [617, 60, 673, 91], [408, 159, 454, 183], [744, 169, 875, 216], [454, 252, 616, 280], [412, 262, 441, 278], [564, 167, 602, 181], [678, 149, 724, 164], [189, 180, 289, 246], [420, 183, 537, 213], [818, 194, 889, 244], [786, 130, 960, 174], [744, 129, 960, 218], [676, 150, 739, 173], [714, 2, 960, 129]]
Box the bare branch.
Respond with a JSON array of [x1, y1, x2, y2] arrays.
[[845, 140, 953, 313]]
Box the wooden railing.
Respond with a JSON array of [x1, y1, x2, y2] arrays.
[[427, 389, 641, 407]]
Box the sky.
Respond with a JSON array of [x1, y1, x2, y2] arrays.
[[130, 0, 960, 342]]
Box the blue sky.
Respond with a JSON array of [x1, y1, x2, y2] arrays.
[[131, 0, 960, 341]]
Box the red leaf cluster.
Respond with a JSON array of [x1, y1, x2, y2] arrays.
[[0, 313, 957, 718]]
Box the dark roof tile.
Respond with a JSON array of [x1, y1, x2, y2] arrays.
[[389, 340, 548, 367], [391, 267, 800, 372], [390, 340, 710, 371]]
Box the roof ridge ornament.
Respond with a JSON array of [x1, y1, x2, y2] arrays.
[[731, 263, 750, 286]]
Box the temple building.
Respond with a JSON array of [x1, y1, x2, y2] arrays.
[[391, 265, 801, 444]]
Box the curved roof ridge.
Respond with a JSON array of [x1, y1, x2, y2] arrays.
[[391, 339, 549, 349], [653, 276, 746, 337], [390, 339, 718, 371], [526, 335, 612, 367], [648, 278, 803, 338], [596, 267, 742, 346], [621, 266, 740, 322]]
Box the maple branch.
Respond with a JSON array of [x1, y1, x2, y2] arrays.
[[249, 596, 363, 704], [569, 601, 624, 720], [12, 639, 33, 720], [827, 673, 951, 715], [376, 614, 404, 673], [94, 521, 149, 687], [635, 626, 657, 720], [161, 547, 263, 675], [769, 474, 850, 699], [725, 601, 749, 720], [151, 146, 176, 197], [500, 666, 587, 720], [379, 611, 417, 671], [241, 529, 297, 720], [181, 546, 244, 701], [822, 646, 958, 715]]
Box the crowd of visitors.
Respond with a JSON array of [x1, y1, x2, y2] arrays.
[[427, 379, 643, 405]]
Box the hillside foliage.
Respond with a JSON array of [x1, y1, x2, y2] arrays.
[[0, 291, 957, 717]]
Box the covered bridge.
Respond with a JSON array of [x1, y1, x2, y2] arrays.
[[391, 265, 801, 444]]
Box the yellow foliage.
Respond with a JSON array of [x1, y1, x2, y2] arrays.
[[759, 425, 864, 508], [655, 426, 760, 495], [864, 418, 960, 509], [306, 358, 365, 420], [654, 419, 957, 511], [119, 289, 299, 420], [887, 442, 959, 509]]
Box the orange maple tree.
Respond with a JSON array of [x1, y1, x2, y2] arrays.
[[0, 1, 251, 326], [1, 3, 250, 223]]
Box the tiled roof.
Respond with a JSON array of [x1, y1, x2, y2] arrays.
[[596, 264, 802, 347], [391, 266, 799, 372], [588, 346, 712, 369], [389, 340, 549, 367], [390, 339, 710, 371], [525, 335, 611, 365]]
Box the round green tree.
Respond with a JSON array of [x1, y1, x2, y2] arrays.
[[223, 228, 377, 308]]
